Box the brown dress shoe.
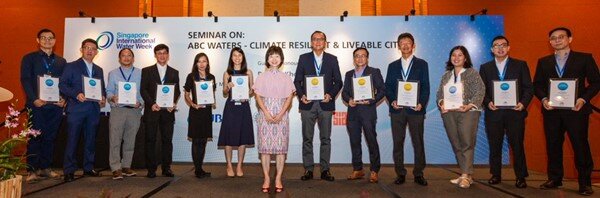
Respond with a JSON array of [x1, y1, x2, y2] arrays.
[[347, 170, 365, 180], [369, 171, 378, 183]]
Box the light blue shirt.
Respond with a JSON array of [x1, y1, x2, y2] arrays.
[[106, 65, 144, 107]]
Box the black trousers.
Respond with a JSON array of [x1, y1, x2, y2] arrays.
[[543, 111, 593, 186], [192, 138, 208, 172], [346, 112, 380, 172], [390, 111, 426, 177], [484, 110, 529, 178], [144, 111, 175, 172]]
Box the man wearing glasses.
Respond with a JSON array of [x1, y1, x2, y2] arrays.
[[59, 38, 106, 182], [20, 29, 67, 183], [533, 27, 599, 196], [479, 35, 533, 188], [294, 31, 343, 181]]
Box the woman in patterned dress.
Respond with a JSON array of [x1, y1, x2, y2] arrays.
[[253, 46, 295, 193]]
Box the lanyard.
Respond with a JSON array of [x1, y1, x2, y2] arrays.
[[497, 59, 508, 81], [87, 66, 93, 77], [400, 58, 414, 81], [453, 69, 462, 84], [119, 67, 133, 82], [42, 56, 55, 75], [313, 57, 322, 75], [555, 63, 566, 78]]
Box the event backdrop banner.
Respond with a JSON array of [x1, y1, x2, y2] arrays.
[[64, 16, 507, 164]]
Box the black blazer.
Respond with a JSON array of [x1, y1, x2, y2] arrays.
[[141, 64, 181, 120], [479, 57, 534, 116], [341, 66, 385, 120], [533, 51, 600, 115], [20, 50, 67, 108], [384, 56, 430, 115], [293, 51, 343, 111]]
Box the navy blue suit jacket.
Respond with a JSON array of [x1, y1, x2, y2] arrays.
[[20, 50, 67, 108], [384, 56, 430, 115], [479, 57, 534, 118], [59, 58, 106, 113], [533, 51, 600, 115], [293, 51, 343, 111], [341, 66, 385, 120]]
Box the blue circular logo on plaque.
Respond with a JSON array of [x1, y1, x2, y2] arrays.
[[449, 86, 457, 94], [89, 80, 96, 86], [236, 78, 244, 85], [558, 82, 568, 90], [500, 83, 510, 91], [162, 87, 170, 93], [200, 83, 209, 90], [45, 79, 54, 86], [123, 83, 132, 90]]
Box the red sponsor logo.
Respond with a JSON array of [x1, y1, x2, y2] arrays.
[[333, 111, 347, 125]]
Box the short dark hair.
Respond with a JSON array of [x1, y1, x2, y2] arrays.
[[445, 45, 473, 71], [81, 38, 98, 48], [154, 44, 169, 54], [311, 31, 327, 41], [37, 29, 55, 38], [265, 46, 284, 68], [353, 47, 369, 58], [397, 32, 415, 44], [118, 48, 134, 57], [491, 35, 509, 46], [548, 27, 572, 37]]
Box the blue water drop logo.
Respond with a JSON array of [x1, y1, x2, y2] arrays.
[[500, 83, 510, 91], [557, 82, 568, 90], [449, 86, 457, 94], [45, 79, 54, 86], [124, 83, 132, 91], [162, 86, 170, 93], [200, 83, 209, 90], [236, 78, 244, 85], [89, 80, 97, 86]]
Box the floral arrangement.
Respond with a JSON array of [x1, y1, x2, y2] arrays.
[[1, 102, 40, 180]]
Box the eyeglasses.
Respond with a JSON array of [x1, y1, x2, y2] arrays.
[[353, 54, 368, 58], [311, 38, 325, 42], [550, 35, 567, 41], [39, 36, 55, 41], [492, 43, 508, 49], [82, 46, 98, 51]]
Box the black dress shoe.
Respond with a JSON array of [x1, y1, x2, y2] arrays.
[[147, 171, 156, 178], [515, 177, 527, 188], [394, 175, 406, 185], [539, 180, 562, 189], [488, 175, 501, 185], [414, 176, 428, 186], [300, 170, 313, 181], [579, 186, 594, 196], [83, 170, 101, 177], [64, 173, 75, 182], [195, 170, 211, 178], [321, 170, 335, 181], [162, 169, 175, 177]]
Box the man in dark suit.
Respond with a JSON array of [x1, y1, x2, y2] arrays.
[[534, 27, 599, 196], [342, 47, 385, 183], [479, 36, 533, 188], [293, 31, 343, 181], [140, 44, 181, 178], [20, 28, 66, 182], [384, 32, 430, 186], [59, 38, 106, 182]]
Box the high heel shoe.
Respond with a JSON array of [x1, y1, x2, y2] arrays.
[[226, 167, 235, 178], [275, 186, 284, 193], [261, 186, 270, 193]]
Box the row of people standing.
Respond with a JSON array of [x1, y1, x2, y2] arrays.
[[20, 27, 598, 196]]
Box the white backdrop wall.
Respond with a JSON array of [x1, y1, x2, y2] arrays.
[[64, 16, 508, 165]]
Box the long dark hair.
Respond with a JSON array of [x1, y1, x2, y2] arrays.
[[445, 45, 473, 71], [226, 47, 247, 75], [191, 53, 211, 79]]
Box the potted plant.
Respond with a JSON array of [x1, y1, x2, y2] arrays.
[[0, 102, 40, 198]]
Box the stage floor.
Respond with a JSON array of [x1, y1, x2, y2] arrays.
[[22, 163, 598, 197]]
